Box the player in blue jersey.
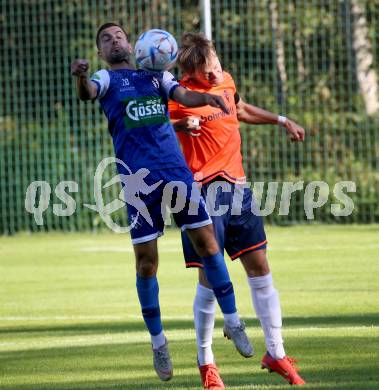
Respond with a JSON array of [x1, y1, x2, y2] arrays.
[[70, 23, 252, 382]]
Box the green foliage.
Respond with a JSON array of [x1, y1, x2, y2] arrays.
[[0, 0, 378, 233]]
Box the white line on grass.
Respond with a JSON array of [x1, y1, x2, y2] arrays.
[[1, 315, 378, 332], [79, 243, 379, 254], [80, 247, 181, 253], [0, 315, 126, 321], [0, 325, 377, 352], [0, 314, 195, 321]]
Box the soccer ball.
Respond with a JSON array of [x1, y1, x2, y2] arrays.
[[134, 29, 178, 71]]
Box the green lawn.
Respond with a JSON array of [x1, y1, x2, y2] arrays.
[[0, 225, 379, 389]]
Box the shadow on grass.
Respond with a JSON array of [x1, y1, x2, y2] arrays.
[[1, 337, 379, 390], [1, 330, 379, 390], [0, 313, 378, 335]]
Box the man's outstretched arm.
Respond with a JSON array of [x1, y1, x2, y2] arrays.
[[236, 98, 305, 142], [70, 59, 98, 101], [172, 86, 229, 114]]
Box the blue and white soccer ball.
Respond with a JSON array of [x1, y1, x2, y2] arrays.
[[134, 29, 178, 71]]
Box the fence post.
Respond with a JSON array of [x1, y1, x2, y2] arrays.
[[200, 0, 212, 39]]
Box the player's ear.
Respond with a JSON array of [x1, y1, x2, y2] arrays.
[[127, 42, 133, 54], [97, 50, 104, 60]]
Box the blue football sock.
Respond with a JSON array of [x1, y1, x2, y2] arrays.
[[136, 274, 163, 336], [202, 252, 237, 314]]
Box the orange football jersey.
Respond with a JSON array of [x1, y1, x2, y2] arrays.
[[168, 71, 245, 184]]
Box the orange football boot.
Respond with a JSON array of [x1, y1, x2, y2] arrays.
[[199, 363, 226, 390], [261, 353, 306, 385]]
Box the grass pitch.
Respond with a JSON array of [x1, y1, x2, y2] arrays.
[[1, 225, 379, 389]]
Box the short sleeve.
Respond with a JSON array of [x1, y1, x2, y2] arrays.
[[90, 69, 110, 99], [161, 71, 180, 99], [168, 98, 182, 119]]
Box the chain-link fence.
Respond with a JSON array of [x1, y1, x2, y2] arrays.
[[1, 0, 378, 234]]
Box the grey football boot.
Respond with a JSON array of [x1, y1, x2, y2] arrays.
[[152, 338, 173, 381], [223, 320, 254, 357]]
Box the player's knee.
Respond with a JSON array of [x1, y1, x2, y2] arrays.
[[187, 225, 220, 257], [135, 253, 158, 277], [193, 236, 219, 257], [136, 260, 157, 277], [249, 261, 270, 276], [241, 250, 270, 277]]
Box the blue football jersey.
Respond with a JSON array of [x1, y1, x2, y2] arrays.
[[91, 68, 188, 172]]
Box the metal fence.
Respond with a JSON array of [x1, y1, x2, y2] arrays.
[[1, 0, 378, 234]]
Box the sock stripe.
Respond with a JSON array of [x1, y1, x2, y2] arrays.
[[202, 252, 237, 315], [142, 306, 161, 318], [136, 275, 162, 336]]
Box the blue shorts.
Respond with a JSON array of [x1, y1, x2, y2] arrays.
[[125, 167, 211, 244], [182, 178, 267, 267]]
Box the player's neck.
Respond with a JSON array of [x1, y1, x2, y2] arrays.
[[185, 75, 213, 90], [109, 60, 136, 71]]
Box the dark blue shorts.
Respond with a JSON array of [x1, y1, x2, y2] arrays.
[[125, 167, 211, 244], [182, 178, 267, 267]]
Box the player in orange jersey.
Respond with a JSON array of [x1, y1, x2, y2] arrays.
[[169, 33, 306, 388]]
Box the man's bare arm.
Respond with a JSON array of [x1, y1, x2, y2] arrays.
[[70, 59, 98, 101], [172, 86, 229, 114], [236, 98, 305, 142], [236, 98, 279, 125]]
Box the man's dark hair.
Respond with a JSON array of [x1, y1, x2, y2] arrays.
[[96, 23, 129, 48]]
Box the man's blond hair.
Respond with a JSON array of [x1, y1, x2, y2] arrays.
[[177, 32, 216, 75]]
